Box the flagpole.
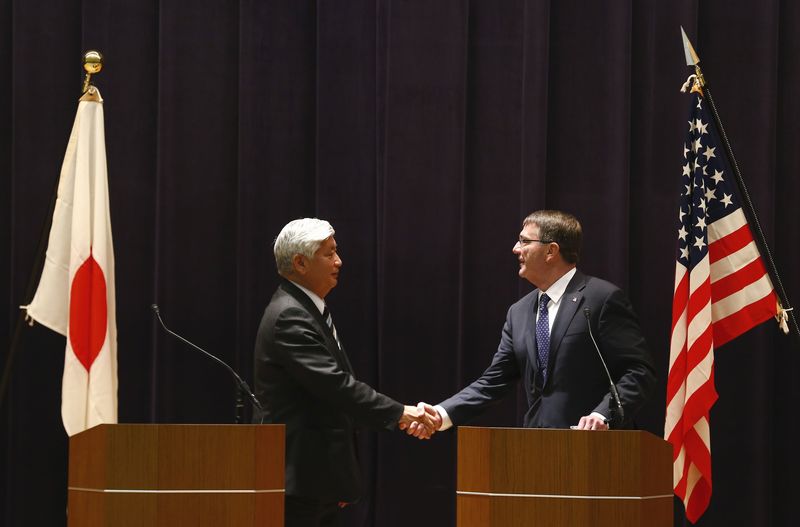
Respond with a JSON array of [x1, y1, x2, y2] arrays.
[[681, 29, 800, 344], [0, 211, 58, 407], [0, 51, 105, 408]]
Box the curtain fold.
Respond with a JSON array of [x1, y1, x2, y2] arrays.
[[3, 1, 799, 525]]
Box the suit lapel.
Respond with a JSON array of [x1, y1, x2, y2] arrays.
[[545, 271, 587, 379], [281, 279, 326, 326], [280, 279, 354, 374]]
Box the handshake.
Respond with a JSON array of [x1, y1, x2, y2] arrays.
[[397, 402, 443, 440]]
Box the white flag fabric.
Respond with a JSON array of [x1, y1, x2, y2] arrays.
[[22, 88, 117, 436]]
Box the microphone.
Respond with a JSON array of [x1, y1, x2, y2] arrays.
[[583, 307, 624, 428], [151, 304, 263, 421]]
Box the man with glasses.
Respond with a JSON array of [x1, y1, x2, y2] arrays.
[[411, 210, 656, 434]]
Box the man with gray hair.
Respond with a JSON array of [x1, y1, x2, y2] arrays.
[[253, 218, 434, 527]]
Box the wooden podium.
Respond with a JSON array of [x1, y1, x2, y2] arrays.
[[457, 427, 672, 527], [67, 424, 285, 527]]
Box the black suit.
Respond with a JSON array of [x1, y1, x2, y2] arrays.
[[439, 270, 656, 429], [253, 279, 403, 509]]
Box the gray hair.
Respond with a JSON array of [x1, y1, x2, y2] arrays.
[[274, 218, 335, 275]]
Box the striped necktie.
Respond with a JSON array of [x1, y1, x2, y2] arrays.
[[322, 306, 341, 349]]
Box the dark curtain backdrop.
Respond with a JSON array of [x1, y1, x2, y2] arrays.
[[2, 1, 799, 526]]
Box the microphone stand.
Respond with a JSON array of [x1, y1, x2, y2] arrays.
[[583, 307, 625, 428], [151, 304, 262, 423]]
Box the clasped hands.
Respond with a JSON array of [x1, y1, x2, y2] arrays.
[[397, 402, 442, 440]]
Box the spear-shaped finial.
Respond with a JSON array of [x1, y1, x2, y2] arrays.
[[680, 26, 700, 66], [680, 27, 705, 89]]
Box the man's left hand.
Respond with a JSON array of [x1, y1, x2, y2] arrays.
[[573, 414, 609, 431]]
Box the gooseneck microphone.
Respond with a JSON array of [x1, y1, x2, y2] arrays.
[[151, 304, 263, 422], [583, 307, 624, 427]]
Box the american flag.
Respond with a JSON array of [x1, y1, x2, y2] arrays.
[[664, 88, 779, 523]]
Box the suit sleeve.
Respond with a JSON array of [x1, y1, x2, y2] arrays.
[[438, 306, 521, 425], [591, 288, 657, 425], [274, 307, 403, 430]]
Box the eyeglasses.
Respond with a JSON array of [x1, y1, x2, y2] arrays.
[[517, 238, 554, 246]]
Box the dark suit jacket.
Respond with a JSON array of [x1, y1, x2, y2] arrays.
[[253, 279, 403, 502], [439, 270, 656, 429]]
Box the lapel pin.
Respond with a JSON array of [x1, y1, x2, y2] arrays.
[[572, 297, 577, 302]]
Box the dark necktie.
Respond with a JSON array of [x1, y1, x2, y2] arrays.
[[536, 293, 551, 382]]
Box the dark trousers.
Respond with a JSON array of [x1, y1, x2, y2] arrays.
[[285, 495, 342, 527]]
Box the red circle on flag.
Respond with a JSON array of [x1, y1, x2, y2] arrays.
[[69, 254, 108, 371]]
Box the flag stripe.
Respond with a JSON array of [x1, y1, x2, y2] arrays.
[[684, 421, 712, 475], [711, 272, 774, 321], [712, 292, 778, 347], [672, 445, 686, 486], [677, 368, 717, 436], [710, 255, 768, 302], [709, 240, 761, 284], [706, 207, 746, 242], [708, 225, 752, 264]]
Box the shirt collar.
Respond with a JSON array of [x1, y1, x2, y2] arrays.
[[289, 280, 326, 315], [540, 267, 577, 306]]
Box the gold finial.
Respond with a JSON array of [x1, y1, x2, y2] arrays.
[[679, 28, 705, 93], [81, 50, 103, 94]]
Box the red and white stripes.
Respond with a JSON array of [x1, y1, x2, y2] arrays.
[[666, 207, 776, 523]]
